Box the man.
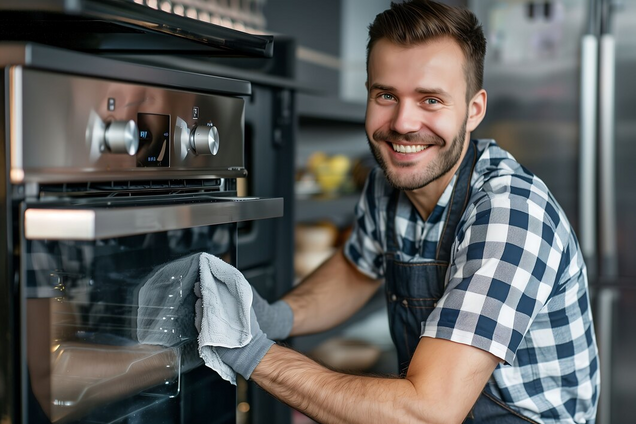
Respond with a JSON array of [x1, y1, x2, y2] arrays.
[[217, 1, 600, 423]]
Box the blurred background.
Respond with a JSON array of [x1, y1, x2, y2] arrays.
[[2, 0, 634, 423]]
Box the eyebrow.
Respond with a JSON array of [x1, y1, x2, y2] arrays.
[[369, 83, 451, 97]]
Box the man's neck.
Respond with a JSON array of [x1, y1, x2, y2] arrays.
[[404, 140, 470, 221]]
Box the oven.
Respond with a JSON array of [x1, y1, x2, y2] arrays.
[[0, 41, 283, 423]]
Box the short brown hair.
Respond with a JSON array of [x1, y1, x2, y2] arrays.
[[367, 0, 486, 101]]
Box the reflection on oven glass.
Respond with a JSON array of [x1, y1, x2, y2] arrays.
[[26, 225, 235, 423]]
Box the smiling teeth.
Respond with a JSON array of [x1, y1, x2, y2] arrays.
[[392, 143, 428, 154]]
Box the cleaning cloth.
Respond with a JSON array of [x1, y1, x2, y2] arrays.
[[137, 252, 253, 385], [194, 253, 253, 385]]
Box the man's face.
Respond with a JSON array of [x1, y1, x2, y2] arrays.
[[365, 37, 470, 191]]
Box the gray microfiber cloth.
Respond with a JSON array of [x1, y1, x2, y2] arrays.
[[137, 253, 253, 385], [194, 253, 253, 385]]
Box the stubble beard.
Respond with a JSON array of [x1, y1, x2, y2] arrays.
[[367, 115, 468, 191]]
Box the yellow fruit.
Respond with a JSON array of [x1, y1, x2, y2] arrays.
[[307, 152, 328, 174], [308, 153, 352, 193], [316, 173, 344, 193], [328, 155, 351, 173]]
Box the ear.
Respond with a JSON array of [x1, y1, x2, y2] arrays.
[[466, 89, 487, 133]]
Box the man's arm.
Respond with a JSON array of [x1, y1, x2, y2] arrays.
[[283, 247, 382, 336], [252, 337, 499, 424]]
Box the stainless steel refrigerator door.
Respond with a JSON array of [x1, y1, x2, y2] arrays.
[[596, 0, 636, 422], [468, 1, 608, 422], [469, 0, 588, 231], [470, 1, 636, 423], [611, 0, 636, 279]]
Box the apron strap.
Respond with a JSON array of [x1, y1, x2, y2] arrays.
[[386, 190, 401, 254], [436, 140, 478, 261]]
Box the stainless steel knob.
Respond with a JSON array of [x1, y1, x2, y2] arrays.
[[104, 120, 139, 155], [189, 124, 220, 155]]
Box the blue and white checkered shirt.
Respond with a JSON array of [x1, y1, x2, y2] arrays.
[[344, 139, 599, 423]]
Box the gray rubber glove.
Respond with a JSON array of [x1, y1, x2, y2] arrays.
[[217, 308, 275, 380], [251, 287, 294, 340]]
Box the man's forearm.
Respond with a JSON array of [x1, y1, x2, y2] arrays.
[[284, 249, 382, 336], [251, 345, 436, 424]]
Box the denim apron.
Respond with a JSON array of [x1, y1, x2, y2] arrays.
[[384, 141, 538, 423]]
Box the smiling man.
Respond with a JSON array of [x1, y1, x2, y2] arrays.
[[213, 1, 600, 423]]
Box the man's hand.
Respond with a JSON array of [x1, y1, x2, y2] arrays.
[[251, 287, 293, 340], [216, 308, 274, 380]]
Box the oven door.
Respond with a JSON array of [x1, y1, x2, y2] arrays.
[[21, 196, 282, 424]]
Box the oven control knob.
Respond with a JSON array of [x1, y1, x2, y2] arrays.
[[189, 124, 219, 155], [104, 120, 139, 155]]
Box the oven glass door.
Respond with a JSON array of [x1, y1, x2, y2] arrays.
[[24, 225, 238, 424]]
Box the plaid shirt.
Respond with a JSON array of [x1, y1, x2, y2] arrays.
[[345, 139, 599, 423]]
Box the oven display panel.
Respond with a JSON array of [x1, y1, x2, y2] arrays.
[[136, 113, 170, 167]]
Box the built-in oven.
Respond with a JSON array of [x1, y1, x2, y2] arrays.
[[1, 42, 283, 423]]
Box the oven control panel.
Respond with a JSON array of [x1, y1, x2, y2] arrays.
[[10, 67, 246, 183]]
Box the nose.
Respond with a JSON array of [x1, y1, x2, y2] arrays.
[[391, 100, 422, 134]]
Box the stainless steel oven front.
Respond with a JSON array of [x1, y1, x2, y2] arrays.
[[1, 44, 283, 424]]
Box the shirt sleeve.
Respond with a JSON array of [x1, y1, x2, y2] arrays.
[[423, 185, 565, 364], [343, 168, 386, 279]]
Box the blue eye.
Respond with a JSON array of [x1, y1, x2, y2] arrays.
[[380, 93, 395, 101], [424, 97, 443, 106]]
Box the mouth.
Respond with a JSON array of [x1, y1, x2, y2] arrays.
[[390, 143, 430, 154]]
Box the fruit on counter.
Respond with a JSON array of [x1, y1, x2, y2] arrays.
[[308, 152, 352, 193], [307, 151, 329, 174], [328, 154, 351, 174]]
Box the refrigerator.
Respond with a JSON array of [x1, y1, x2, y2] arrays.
[[468, 1, 636, 423]]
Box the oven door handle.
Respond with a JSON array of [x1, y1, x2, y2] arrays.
[[24, 197, 284, 241]]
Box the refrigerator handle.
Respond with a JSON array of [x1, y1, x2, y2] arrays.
[[599, 31, 618, 278], [579, 34, 598, 273], [597, 16, 618, 424], [596, 4, 619, 424]]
